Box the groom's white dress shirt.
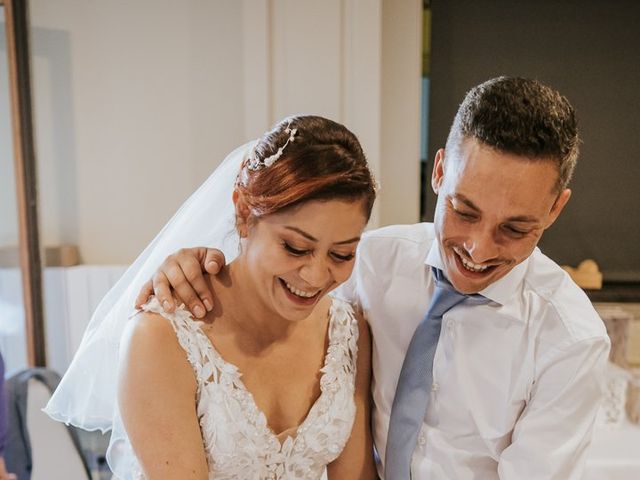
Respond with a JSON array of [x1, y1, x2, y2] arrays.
[[336, 223, 610, 479]]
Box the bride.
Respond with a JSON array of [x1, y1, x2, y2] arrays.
[[46, 115, 378, 479]]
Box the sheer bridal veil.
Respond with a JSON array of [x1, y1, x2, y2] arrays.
[[44, 141, 254, 432]]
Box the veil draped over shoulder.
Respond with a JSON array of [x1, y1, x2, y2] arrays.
[[44, 141, 254, 432]]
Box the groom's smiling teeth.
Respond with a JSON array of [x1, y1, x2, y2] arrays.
[[284, 281, 320, 298], [453, 246, 491, 272]]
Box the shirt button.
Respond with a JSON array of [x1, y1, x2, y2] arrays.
[[418, 434, 426, 446], [432, 382, 440, 392]]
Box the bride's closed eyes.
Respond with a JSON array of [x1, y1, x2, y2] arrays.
[[282, 241, 355, 263]]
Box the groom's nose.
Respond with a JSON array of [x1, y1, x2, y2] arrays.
[[464, 226, 500, 264]]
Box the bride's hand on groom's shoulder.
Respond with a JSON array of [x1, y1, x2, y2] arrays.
[[134, 247, 226, 319]]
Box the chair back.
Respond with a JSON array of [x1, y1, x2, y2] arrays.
[[5, 368, 91, 479]]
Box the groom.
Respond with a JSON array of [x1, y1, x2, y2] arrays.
[[138, 77, 610, 479]]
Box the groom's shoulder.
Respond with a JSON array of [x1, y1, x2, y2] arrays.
[[359, 222, 434, 265], [363, 222, 434, 245]]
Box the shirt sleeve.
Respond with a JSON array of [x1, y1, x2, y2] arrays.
[[0, 353, 7, 457], [331, 238, 367, 306], [332, 269, 358, 305], [497, 335, 610, 480]]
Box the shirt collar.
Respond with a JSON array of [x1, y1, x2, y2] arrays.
[[424, 239, 529, 306]]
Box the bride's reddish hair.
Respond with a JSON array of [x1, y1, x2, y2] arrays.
[[235, 116, 376, 220]]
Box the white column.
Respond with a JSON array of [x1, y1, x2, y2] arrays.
[[380, 0, 422, 226]]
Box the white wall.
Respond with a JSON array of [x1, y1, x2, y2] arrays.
[[20, 0, 421, 265], [29, 0, 246, 264]]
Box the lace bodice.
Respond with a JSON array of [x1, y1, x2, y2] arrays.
[[108, 296, 359, 480]]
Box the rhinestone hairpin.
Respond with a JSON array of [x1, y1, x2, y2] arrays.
[[248, 122, 298, 170]]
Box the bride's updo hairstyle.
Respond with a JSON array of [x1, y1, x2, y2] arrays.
[[235, 115, 376, 221]]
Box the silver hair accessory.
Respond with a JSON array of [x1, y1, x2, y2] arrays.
[[248, 121, 298, 170]]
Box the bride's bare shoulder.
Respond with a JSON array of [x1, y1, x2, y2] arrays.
[[120, 303, 187, 365]]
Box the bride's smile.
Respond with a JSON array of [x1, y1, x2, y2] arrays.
[[228, 198, 366, 325]]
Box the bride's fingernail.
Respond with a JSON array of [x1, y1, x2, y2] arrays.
[[193, 305, 205, 318]]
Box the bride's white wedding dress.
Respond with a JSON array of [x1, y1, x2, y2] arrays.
[[108, 296, 360, 480]]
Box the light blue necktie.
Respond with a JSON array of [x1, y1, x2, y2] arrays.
[[385, 268, 485, 479]]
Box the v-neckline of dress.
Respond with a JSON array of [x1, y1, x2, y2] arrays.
[[194, 299, 339, 448]]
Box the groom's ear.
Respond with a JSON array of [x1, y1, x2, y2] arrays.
[[233, 189, 251, 237]]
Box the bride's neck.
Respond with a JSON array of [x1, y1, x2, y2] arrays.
[[209, 257, 299, 346]]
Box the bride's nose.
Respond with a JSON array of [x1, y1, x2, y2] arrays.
[[298, 255, 331, 288]]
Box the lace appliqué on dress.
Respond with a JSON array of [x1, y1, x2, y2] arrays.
[[130, 296, 359, 480]]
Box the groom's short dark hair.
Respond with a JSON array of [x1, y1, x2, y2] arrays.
[[446, 76, 580, 191]]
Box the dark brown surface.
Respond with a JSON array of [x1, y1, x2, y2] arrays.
[[586, 284, 640, 303], [4, 0, 46, 367], [426, 0, 640, 282]]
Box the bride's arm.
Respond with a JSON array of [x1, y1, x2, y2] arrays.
[[118, 313, 209, 479], [327, 310, 378, 480]]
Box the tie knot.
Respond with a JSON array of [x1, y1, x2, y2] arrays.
[[429, 268, 487, 318]]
